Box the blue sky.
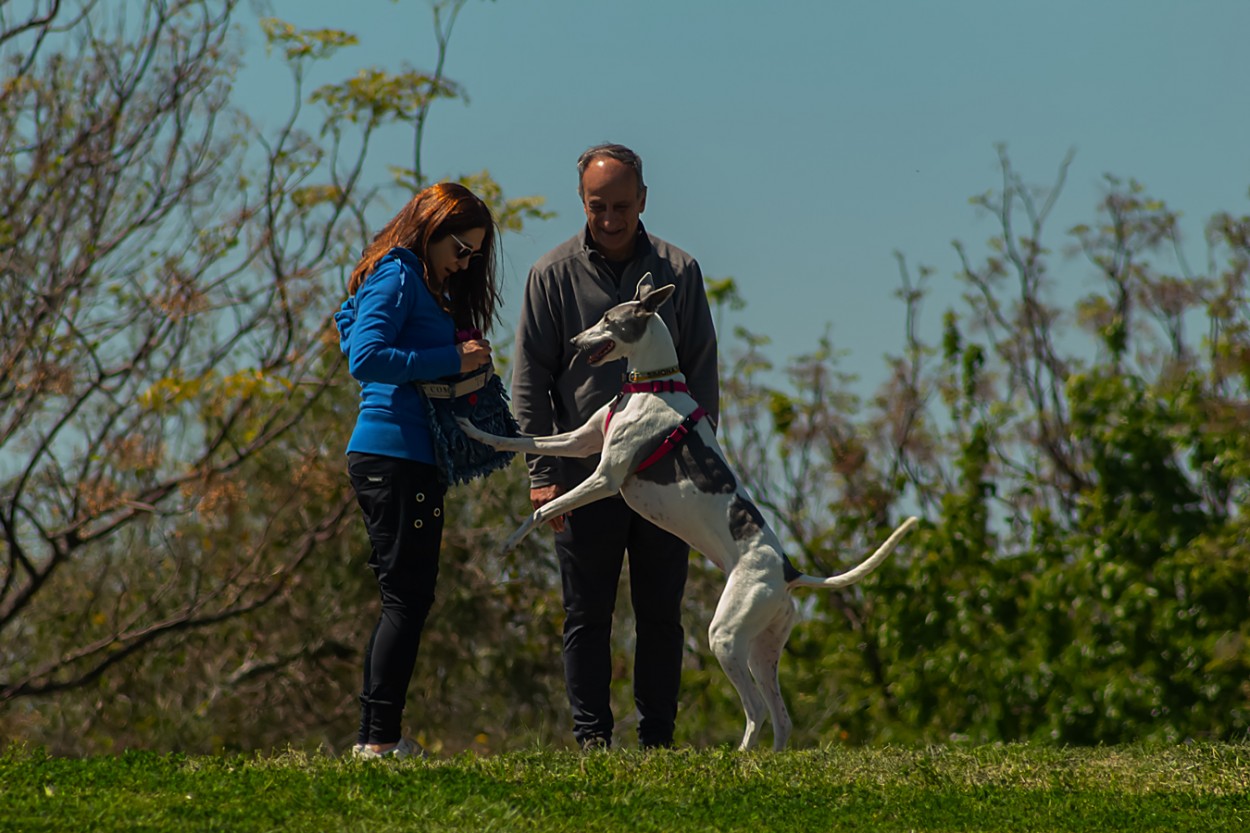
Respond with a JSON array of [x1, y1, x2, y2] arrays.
[[247, 0, 1250, 394]]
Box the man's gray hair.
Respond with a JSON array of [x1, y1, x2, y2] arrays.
[[577, 143, 646, 199]]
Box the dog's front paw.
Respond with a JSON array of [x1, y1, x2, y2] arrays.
[[502, 530, 524, 553], [502, 518, 538, 552]]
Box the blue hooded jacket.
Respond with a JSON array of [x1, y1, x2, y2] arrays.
[[334, 247, 461, 463]]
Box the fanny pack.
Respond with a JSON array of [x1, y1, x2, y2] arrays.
[[415, 361, 521, 486]]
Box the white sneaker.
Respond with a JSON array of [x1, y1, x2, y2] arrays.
[[351, 738, 426, 760]]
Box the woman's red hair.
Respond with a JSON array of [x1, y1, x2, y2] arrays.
[[348, 182, 501, 331]]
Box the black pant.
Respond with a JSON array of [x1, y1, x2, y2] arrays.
[[555, 497, 690, 747], [347, 452, 445, 746]]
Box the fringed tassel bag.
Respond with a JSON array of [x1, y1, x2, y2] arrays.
[[416, 330, 521, 486]]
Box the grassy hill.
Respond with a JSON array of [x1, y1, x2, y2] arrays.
[[3, 742, 1248, 832]]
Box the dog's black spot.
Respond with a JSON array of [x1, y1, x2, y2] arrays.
[[728, 496, 803, 581], [727, 494, 766, 541], [609, 306, 651, 346], [632, 429, 737, 493]]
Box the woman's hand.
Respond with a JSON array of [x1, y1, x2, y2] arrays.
[[457, 338, 492, 373]]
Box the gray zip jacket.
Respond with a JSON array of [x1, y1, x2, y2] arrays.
[[512, 223, 720, 490]]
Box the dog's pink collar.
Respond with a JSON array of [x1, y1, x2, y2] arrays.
[[620, 379, 689, 395], [605, 380, 690, 433]]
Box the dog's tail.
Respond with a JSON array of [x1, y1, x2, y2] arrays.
[[787, 516, 919, 590]]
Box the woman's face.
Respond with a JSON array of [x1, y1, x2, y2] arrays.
[[427, 226, 486, 290]]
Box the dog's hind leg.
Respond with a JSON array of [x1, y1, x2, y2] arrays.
[[708, 576, 770, 751], [710, 624, 766, 751], [748, 603, 797, 751]]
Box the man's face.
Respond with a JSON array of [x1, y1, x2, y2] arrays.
[[581, 157, 646, 261]]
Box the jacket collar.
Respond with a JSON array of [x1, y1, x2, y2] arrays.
[[580, 221, 653, 264], [388, 246, 423, 269]]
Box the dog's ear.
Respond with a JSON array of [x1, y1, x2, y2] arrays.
[[633, 272, 676, 314], [632, 272, 655, 303], [639, 282, 676, 314]]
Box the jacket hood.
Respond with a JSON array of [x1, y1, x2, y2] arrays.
[[335, 248, 425, 359]]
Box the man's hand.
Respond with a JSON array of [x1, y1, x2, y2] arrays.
[[530, 484, 566, 533]]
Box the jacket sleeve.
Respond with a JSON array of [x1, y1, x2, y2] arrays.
[[512, 268, 562, 488], [347, 261, 460, 384], [676, 260, 721, 428]]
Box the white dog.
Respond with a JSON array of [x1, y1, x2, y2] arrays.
[[459, 274, 918, 750]]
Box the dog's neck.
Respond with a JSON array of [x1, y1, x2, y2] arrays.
[[625, 315, 683, 381]]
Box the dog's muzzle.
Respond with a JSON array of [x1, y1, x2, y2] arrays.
[[583, 340, 616, 365]]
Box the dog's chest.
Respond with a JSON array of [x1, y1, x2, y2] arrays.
[[609, 394, 743, 553], [607, 397, 720, 478]]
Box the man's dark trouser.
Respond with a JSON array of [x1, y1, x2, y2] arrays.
[[555, 497, 690, 748], [348, 452, 446, 746]]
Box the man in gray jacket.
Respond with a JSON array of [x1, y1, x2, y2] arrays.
[[512, 143, 720, 750]]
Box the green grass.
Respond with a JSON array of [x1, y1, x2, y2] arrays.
[[2, 743, 1248, 832]]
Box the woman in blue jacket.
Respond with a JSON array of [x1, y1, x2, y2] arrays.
[[335, 182, 499, 759]]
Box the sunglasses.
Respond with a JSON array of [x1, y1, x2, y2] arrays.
[[449, 233, 483, 263]]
